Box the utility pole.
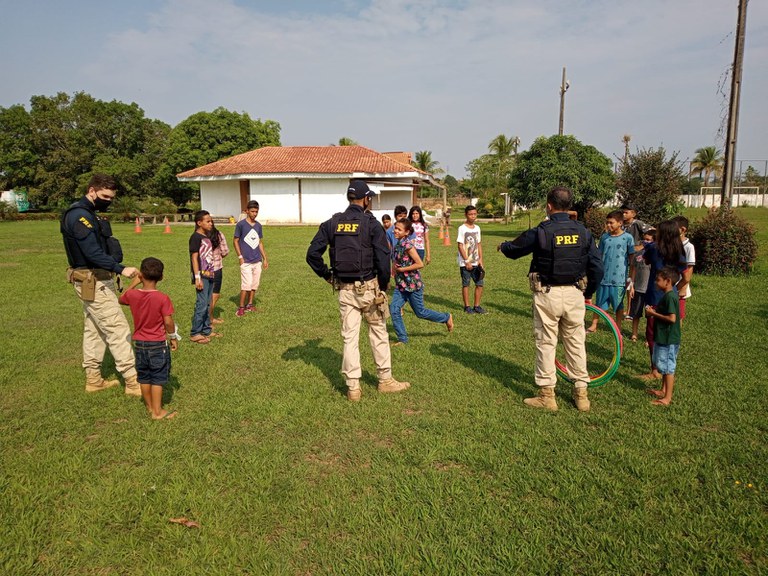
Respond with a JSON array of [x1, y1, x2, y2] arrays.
[[721, 0, 748, 207], [558, 67, 569, 136]]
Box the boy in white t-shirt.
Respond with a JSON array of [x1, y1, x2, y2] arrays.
[[457, 205, 486, 314], [672, 215, 695, 326]]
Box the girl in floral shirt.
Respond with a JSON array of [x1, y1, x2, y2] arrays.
[[389, 218, 453, 345]]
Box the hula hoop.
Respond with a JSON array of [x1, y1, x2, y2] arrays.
[[555, 303, 623, 388]]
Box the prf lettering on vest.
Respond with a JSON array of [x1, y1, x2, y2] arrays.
[[336, 223, 359, 233], [555, 234, 579, 245]]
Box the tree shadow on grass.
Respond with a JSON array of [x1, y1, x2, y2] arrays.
[[429, 342, 531, 397], [281, 338, 348, 397]]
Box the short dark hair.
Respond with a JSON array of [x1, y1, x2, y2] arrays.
[[194, 210, 210, 225], [246, 200, 259, 210], [644, 228, 656, 241], [657, 265, 680, 285], [140, 257, 164, 281], [672, 215, 689, 230], [381, 214, 392, 223], [607, 210, 624, 222], [88, 173, 117, 192], [396, 218, 413, 234], [547, 186, 573, 211], [394, 205, 408, 217], [464, 205, 477, 216]]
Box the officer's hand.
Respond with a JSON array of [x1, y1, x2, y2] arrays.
[[121, 266, 138, 278], [497, 243, 502, 252], [584, 299, 592, 305]]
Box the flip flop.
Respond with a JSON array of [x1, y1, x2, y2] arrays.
[[190, 335, 210, 344], [207, 332, 223, 338]]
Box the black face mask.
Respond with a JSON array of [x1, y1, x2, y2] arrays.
[[93, 197, 113, 212]]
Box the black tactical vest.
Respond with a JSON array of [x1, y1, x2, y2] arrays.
[[61, 201, 123, 267], [329, 209, 374, 280], [533, 218, 589, 285]]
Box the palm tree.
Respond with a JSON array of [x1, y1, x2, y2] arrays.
[[488, 134, 520, 159], [412, 150, 444, 175], [691, 146, 724, 185]]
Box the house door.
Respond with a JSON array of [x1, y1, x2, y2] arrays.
[[239, 180, 250, 211]]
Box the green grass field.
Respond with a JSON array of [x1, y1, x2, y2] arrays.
[[1, 208, 767, 575]]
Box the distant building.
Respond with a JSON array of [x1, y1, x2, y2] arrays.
[[176, 146, 436, 224]]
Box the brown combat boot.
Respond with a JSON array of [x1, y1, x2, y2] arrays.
[[523, 386, 558, 411], [85, 369, 119, 393], [573, 387, 591, 412], [347, 388, 362, 402], [378, 378, 410, 394], [124, 375, 142, 397]]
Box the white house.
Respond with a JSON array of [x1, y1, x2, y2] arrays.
[[176, 146, 438, 224]]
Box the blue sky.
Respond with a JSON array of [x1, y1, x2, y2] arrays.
[[2, 0, 766, 177]]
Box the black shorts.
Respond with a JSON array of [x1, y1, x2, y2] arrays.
[[212, 268, 223, 294], [628, 291, 646, 319]]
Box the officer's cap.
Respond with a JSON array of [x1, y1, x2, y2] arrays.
[[348, 180, 377, 199]]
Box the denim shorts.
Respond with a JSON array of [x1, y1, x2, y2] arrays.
[[134, 340, 170, 385], [460, 266, 484, 288], [652, 343, 679, 375]]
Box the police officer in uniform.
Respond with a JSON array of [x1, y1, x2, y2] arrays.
[[61, 174, 141, 396], [306, 180, 410, 401], [497, 186, 603, 411]]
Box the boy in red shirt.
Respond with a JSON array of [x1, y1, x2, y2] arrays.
[[119, 257, 179, 420]]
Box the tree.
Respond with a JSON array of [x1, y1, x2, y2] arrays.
[[488, 134, 520, 159], [0, 104, 37, 191], [7, 92, 171, 208], [412, 150, 444, 175], [690, 146, 723, 186], [337, 136, 358, 146], [510, 135, 615, 215], [616, 147, 685, 224], [160, 107, 281, 205]]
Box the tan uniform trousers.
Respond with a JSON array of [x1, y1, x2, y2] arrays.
[[73, 278, 137, 380], [338, 279, 392, 391], [532, 285, 589, 389]]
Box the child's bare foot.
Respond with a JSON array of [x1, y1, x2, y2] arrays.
[[392, 341, 405, 347], [446, 314, 454, 332], [645, 388, 664, 398], [208, 331, 223, 338], [638, 371, 662, 381], [212, 318, 225, 325], [586, 326, 597, 333], [630, 335, 638, 342], [152, 410, 177, 420], [651, 398, 671, 406]]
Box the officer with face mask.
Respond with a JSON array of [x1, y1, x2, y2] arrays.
[[497, 186, 603, 412], [306, 180, 410, 401], [61, 173, 141, 396]]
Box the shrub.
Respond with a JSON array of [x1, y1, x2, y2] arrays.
[[0, 201, 19, 221], [139, 196, 177, 215], [583, 207, 608, 239], [689, 207, 758, 275]]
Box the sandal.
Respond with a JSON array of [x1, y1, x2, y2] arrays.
[[190, 335, 210, 344]]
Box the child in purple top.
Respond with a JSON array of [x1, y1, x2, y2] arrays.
[[389, 218, 453, 345]]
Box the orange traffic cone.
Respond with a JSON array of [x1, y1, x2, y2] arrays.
[[442, 225, 451, 246], [163, 216, 172, 234], [134, 217, 142, 234], [438, 225, 444, 240]]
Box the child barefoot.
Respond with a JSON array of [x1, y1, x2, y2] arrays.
[[119, 257, 179, 419], [390, 218, 453, 344], [644, 266, 681, 406]]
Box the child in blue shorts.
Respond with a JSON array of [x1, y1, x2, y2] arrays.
[[644, 266, 681, 406], [588, 210, 635, 332], [119, 257, 179, 420]]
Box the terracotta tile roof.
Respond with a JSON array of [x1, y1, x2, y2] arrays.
[[382, 151, 413, 166], [177, 146, 422, 179]]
